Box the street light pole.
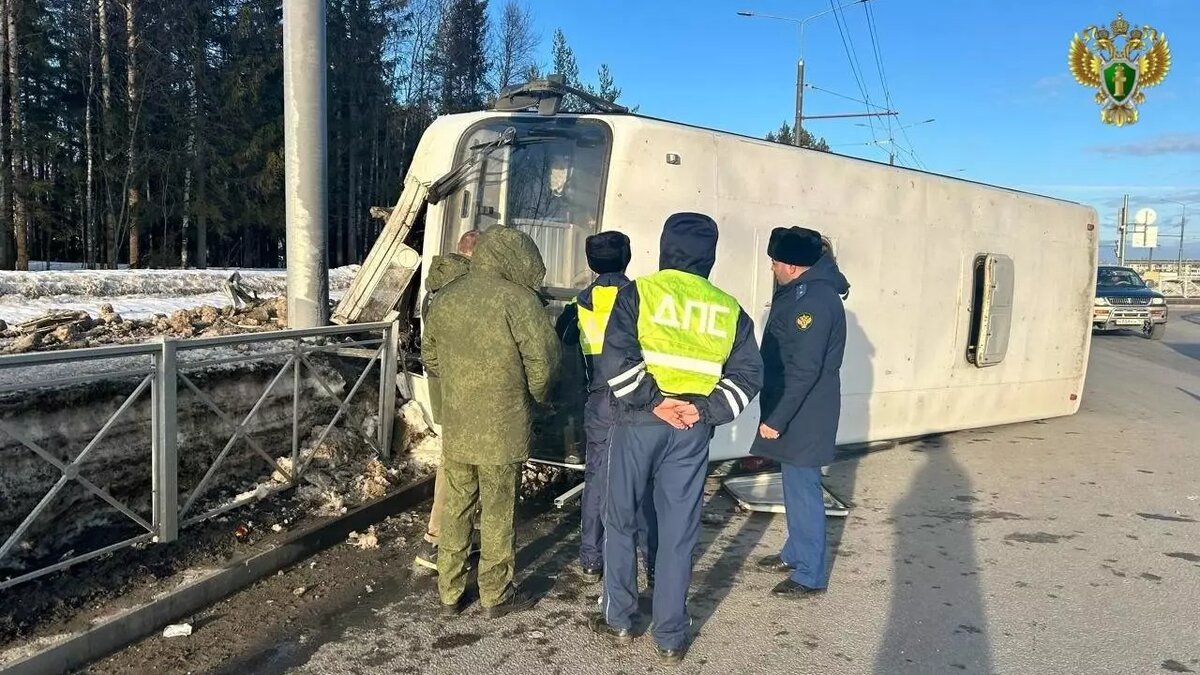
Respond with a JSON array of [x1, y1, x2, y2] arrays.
[[1184, 207, 1190, 299], [795, 61, 804, 147], [1118, 195, 1129, 266], [738, 0, 868, 146], [1168, 200, 1191, 298], [856, 118, 934, 165]]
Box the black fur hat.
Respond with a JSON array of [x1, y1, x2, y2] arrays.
[[768, 226, 823, 266], [585, 231, 632, 274]]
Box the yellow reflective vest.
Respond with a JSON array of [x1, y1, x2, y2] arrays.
[[634, 269, 739, 396], [577, 285, 620, 356]]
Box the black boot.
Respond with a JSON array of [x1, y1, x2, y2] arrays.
[[587, 613, 634, 645], [656, 644, 687, 666], [564, 447, 584, 465], [756, 554, 793, 574], [414, 541, 438, 573], [579, 564, 602, 584], [486, 591, 536, 619], [771, 578, 825, 598]]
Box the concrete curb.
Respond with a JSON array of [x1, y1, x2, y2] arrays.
[[1, 477, 434, 675]]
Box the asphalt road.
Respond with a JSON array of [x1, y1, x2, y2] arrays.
[[99, 312, 1200, 675]]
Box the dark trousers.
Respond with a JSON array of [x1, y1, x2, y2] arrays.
[[604, 422, 710, 651], [580, 391, 658, 570], [780, 462, 828, 589]]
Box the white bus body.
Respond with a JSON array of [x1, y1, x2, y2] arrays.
[[389, 111, 1098, 462]]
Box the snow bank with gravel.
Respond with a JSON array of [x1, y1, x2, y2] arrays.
[[0, 266, 360, 323]]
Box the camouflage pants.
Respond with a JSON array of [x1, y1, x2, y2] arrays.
[[437, 459, 520, 607], [425, 462, 482, 544]]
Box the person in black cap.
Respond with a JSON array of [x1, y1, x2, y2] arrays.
[[751, 226, 850, 598], [590, 213, 763, 665], [555, 232, 657, 585]]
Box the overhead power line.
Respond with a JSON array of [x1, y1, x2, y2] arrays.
[[862, 1, 894, 145], [862, 0, 926, 170], [804, 83, 891, 111], [829, 0, 878, 144]]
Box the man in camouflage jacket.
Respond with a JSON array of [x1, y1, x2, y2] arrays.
[[415, 230, 478, 573], [423, 226, 561, 617]]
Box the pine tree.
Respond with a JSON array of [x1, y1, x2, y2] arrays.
[[493, 0, 536, 91], [591, 63, 620, 103], [549, 28, 585, 110], [123, 0, 140, 267], [0, 0, 10, 270], [427, 0, 489, 114], [8, 0, 30, 270], [765, 120, 829, 151], [0, 0, 585, 269], [550, 28, 578, 87]]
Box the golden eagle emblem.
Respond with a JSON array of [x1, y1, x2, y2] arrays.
[[1069, 12, 1171, 126], [796, 313, 813, 331]]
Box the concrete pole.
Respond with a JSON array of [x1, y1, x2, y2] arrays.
[[1180, 206, 1189, 298], [1117, 195, 1128, 266], [283, 0, 329, 328], [794, 60, 805, 146]]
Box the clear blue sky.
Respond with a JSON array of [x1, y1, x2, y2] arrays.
[[507, 0, 1200, 261]]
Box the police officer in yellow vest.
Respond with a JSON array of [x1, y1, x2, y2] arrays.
[[555, 232, 657, 584], [591, 213, 763, 665]]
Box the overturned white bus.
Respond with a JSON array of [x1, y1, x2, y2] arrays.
[[339, 79, 1099, 464]]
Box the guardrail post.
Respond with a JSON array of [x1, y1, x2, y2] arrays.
[[378, 322, 399, 459], [152, 337, 179, 543], [292, 338, 302, 484]]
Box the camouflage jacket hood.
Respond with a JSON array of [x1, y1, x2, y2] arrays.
[[425, 252, 471, 293], [470, 226, 547, 291], [421, 226, 560, 465]]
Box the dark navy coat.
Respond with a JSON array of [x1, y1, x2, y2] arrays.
[[750, 254, 849, 467], [598, 214, 763, 428]]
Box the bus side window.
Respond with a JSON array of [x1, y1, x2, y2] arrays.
[[967, 253, 1014, 367]]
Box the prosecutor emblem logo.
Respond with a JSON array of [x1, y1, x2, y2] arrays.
[[1069, 12, 1171, 126], [796, 313, 813, 331]]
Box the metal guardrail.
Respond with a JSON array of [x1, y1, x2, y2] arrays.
[[0, 322, 399, 591]]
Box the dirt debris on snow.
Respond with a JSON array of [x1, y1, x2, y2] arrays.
[[347, 527, 380, 550], [0, 297, 293, 354]]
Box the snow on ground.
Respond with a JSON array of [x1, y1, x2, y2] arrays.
[[0, 266, 359, 323], [0, 341, 299, 391]]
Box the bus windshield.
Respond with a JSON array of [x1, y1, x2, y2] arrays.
[[441, 117, 611, 293]]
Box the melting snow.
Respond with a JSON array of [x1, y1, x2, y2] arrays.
[[0, 266, 359, 323]]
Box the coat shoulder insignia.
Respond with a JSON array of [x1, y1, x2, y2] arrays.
[[796, 313, 814, 331], [794, 283, 808, 300]]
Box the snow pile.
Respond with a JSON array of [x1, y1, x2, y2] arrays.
[[0, 266, 360, 323], [398, 400, 442, 468], [0, 297, 291, 354]]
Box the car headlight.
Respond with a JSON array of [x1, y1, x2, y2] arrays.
[[1094, 298, 1109, 306], [1150, 297, 1165, 306]]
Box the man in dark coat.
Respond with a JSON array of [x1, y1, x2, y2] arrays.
[[750, 226, 849, 598], [591, 213, 763, 665], [554, 232, 657, 584]]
